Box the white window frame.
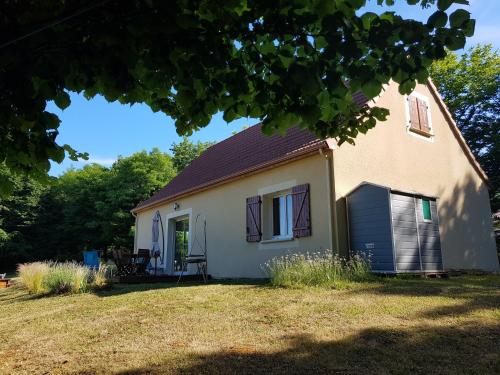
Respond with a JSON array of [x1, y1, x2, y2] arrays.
[[271, 190, 293, 240], [257, 180, 299, 248], [404, 92, 434, 143]]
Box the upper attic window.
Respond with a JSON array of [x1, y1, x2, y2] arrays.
[[405, 93, 433, 140]]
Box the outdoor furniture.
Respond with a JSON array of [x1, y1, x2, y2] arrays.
[[178, 214, 208, 283], [112, 248, 152, 276], [83, 250, 101, 269], [112, 248, 137, 276], [0, 274, 10, 288], [135, 248, 151, 274]]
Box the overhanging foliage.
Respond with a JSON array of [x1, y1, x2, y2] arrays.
[[0, 0, 475, 192]]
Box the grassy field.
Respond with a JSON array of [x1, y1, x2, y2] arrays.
[[0, 276, 499, 374]]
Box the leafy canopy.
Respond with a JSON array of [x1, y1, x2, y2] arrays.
[[0, 0, 475, 192], [0, 148, 176, 267], [429, 45, 500, 211], [170, 137, 216, 172]]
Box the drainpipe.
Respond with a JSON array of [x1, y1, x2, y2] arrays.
[[320, 145, 339, 253], [132, 212, 138, 254]]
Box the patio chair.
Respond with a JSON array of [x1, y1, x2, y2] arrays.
[[112, 248, 136, 276], [135, 248, 151, 275], [177, 214, 208, 283]]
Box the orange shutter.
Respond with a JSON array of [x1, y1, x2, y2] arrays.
[[408, 96, 420, 130], [417, 98, 430, 132]]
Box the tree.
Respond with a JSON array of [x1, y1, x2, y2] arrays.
[[0, 164, 47, 269], [101, 149, 176, 248], [0, 0, 476, 192], [429, 45, 500, 211], [170, 137, 216, 172], [33, 149, 176, 260], [0, 149, 176, 265]]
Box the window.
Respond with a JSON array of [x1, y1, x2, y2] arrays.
[[422, 199, 432, 221], [247, 183, 311, 243], [407, 94, 432, 137], [272, 193, 293, 238]]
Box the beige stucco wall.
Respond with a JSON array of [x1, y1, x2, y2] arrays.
[[135, 154, 333, 278], [333, 81, 499, 271]]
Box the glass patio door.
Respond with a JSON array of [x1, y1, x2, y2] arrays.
[[173, 217, 189, 272]]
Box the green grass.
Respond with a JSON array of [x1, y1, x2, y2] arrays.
[[0, 275, 499, 374]]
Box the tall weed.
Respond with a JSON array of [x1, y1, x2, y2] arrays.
[[263, 250, 373, 288]]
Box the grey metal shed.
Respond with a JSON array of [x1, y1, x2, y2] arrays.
[[346, 182, 443, 273]]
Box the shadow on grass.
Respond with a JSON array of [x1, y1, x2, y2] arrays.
[[0, 284, 43, 303], [346, 275, 500, 318], [92, 278, 270, 298], [112, 324, 499, 375]]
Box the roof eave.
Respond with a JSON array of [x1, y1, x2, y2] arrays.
[[131, 140, 331, 214]]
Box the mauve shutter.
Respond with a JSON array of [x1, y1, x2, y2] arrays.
[[408, 96, 420, 130], [417, 98, 430, 132], [246, 196, 262, 242], [292, 183, 311, 238]]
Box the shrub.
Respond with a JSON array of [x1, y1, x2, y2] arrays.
[[17, 262, 50, 294], [263, 250, 373, 288], [43, 262, 90, 294], [17, 261, 111, 295]]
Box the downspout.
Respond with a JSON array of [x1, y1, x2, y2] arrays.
[[132, 212, 138, 254], [320, 145, 338, 252]]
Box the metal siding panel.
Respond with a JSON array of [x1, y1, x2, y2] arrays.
[[415, 198, 443, 271], [391, 193, 420, 272], [348, 184, 394, 272]]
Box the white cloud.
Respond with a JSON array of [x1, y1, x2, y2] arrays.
[[81, 157, 116, 166]]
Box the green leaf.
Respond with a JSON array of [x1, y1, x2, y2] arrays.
[[427, 11, 448, 28], [449, 9, 470, 28], [445, 32, 466, 51], [361, 80, 382, 99], [437, 0, 454, 11], [398, 79, 416, 95], [462, 18, 475, 37], [54, 91, 71, 110]]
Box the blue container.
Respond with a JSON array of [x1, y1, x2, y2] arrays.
[[83, 250, 100, 269]]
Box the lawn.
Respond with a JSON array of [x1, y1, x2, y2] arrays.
[[0, 276, 499, 374]]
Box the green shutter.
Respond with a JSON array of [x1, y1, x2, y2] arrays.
[[422, 199, 432, 221]]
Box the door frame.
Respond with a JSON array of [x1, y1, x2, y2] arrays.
[[165, 208, 193, 275]]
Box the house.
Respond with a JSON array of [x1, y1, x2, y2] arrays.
[[132, 79, 499, 278]]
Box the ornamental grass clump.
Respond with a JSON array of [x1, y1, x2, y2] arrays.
[[17, 261, 111, 295], [17, 262, 50, 294], [263, 250, 373, 289], [42, 262, 90, 294]]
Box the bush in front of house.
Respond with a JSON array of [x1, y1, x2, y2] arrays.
[[17, 261, 111, 295], [263, 250, 373, 288]]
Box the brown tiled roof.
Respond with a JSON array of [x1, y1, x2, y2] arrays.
[[133, 92, 372, 212], [133, 124, 328, 212]]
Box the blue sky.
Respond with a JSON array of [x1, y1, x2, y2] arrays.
[[48, 0, 500, 176]]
